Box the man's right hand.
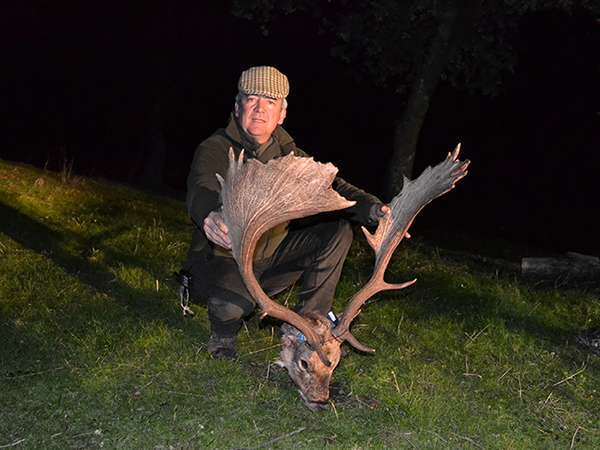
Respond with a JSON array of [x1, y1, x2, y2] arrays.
[[203, 210, 232, 250]]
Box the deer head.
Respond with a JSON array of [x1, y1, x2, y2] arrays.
[[217, 146, 469, 411], [277, 319, 341, 411]]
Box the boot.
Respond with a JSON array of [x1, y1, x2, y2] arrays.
[[207, 334, 237, 360]]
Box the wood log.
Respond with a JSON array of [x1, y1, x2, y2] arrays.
[[521, 252, 600, 279]]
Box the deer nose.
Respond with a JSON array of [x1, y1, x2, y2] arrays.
[[311, 391, 329, 403], [300, 389, 329, 406]]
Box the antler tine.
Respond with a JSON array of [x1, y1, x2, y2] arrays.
[[219, 149, 355, 366], [334, 145, 469, 349]]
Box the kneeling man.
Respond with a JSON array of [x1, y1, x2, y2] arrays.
[[185, 66, 388, 358]]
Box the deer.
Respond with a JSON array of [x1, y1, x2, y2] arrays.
[[215, 145, 469, 411]]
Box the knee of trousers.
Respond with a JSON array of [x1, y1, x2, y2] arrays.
[[207, 295, 255, 323]]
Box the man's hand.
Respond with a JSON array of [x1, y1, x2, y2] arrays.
[[369, 204, 411, 238], [203, 210, 232, 250], [371, 203, 390, 221]]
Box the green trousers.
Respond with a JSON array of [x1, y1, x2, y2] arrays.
[[191, 218, 353, 337]]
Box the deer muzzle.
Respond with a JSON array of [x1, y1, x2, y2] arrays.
[[299, 390, 329, 411]]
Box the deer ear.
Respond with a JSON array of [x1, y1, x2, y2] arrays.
[[281, 324, 303, 341], [281, 334, 296, 346]]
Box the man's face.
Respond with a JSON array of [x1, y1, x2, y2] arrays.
[[235, 94, 287, 145]]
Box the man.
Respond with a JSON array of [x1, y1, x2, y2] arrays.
[[185, 66, 389, 359]]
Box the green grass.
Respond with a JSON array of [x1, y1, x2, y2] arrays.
[[1, 159, 598, 449]]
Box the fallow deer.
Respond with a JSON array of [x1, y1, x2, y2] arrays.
[[216, 145, 469, 411]]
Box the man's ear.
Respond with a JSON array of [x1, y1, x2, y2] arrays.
[[234, 101, 240, 118], [277, 105, 287, 125]]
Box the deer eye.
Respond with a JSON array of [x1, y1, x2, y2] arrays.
[[298, 358, 310, 371]]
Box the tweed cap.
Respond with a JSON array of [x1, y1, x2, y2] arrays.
[[238, 66, 289, 99]]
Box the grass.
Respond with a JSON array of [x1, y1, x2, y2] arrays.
[[0, 159, 598, 449]]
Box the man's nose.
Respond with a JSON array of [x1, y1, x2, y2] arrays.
[[253, 99, 267, 112]]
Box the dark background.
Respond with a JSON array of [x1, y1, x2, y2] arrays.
[[4, 2, 600, 255]]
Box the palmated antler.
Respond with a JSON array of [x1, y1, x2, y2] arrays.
[[217, 149, 355, 366], [333, 144, 470, 351]]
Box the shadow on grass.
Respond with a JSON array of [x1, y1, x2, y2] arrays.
[[0, 201, 207, 370]]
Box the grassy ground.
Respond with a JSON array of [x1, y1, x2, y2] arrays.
[[1, 159, 598, 449]]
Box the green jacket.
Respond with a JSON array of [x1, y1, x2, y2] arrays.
[[185, 115, 383, 262]]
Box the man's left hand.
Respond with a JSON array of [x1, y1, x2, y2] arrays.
[[371, 204, 390, 220]]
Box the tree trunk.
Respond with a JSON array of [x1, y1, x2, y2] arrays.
[[385, 1, 476, 197]]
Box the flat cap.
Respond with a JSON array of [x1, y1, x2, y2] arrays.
[[238, 66, 289, 99]]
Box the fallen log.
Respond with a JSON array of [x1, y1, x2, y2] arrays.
[[521, 252, 600, 280]]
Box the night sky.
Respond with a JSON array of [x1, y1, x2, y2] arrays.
[[5, 3, 600, 255]]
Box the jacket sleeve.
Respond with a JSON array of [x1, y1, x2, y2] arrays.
[[282, 141, 383, 226], [332, 176, 383, 226], [186, 137, 229, 228]]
